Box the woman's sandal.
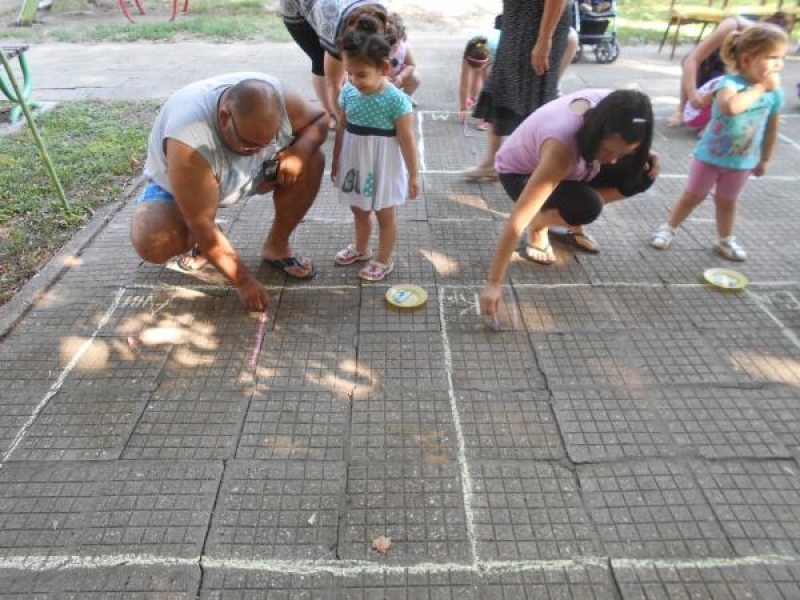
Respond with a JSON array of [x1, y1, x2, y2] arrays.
[[359, 260, 394, 282], [521, 243, 556, 266], [565, 230, 600, 253]]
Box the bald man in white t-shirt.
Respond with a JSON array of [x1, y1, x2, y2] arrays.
[[130, 73, 328, 313]]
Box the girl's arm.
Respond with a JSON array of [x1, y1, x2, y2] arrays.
[[480, 139, 573, 319], [717, 74, 780, 116], [458, 59, 472, 123], [395, 112, 420, 199], [754, 113, 780, 177]]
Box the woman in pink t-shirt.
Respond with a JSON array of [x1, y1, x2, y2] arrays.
[[480, 89, 661, 324]]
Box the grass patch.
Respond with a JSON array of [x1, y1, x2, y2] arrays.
[[0, 100, 156, 306], [0, 2, 290, 44]]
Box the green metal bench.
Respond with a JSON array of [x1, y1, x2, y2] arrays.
[[1, 43, 70, 212], [1, 43, 38, 124]]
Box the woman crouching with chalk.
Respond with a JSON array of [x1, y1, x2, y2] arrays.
[[479, 89, 660, 328]]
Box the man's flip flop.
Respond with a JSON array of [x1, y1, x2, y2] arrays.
[[263, 255, 317, 280], [176, 245, 207, 271], [521, 243, 556, 266]]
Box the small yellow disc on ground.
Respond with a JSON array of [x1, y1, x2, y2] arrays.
[[386, 284, 428, 308]]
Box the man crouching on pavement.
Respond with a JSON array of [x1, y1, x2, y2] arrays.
[[130, 73, 327, 312]]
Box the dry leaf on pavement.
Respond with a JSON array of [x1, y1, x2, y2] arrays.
[[371, 535, 392, 554]]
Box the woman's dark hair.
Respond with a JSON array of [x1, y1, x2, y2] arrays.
[[575, 89, 653, 169], [339, 14, 392, 68], [464, 36, 491, 67]]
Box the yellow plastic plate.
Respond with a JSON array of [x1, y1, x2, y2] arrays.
[[386, 284, 428, 308], [703, 268, 748, 291]]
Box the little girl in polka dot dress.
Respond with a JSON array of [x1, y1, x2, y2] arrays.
[[331, 13, 420, 282]]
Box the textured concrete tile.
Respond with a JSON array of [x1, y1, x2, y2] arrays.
[[10, 382, 149, 461], [201, 569, 335, 599], [421, 113, 488, 172], [448, 331, 547, 391], [455, 390, 564, 461], [252, 332, 357, 397], [578, 244, 666, 284], [579, 460, 732, 558], [514, 285, 621, 332], [123, 387, 250, 461], [350, 389, 455, 464], [756, 384, 800, 452], [649, 386, 790, 460], [508, 249, 592, 286], [613, 562, 755, 600], [426, 221, 501, 285], [8, 286, 124, 340], [339, 571, 478, 599], [694, 460, 800, 556], [710, 328, 800, 387], [471, 461, 600, 561], [0, 566, 200, 598], [534, 329, 746, 389], [356, 332, 447, 393], [479, 564, 616, 599], [425, 190, 494, 222], [748, 288, 800, 336], [0, 391, 46, 458], [740, 561, 800, 600], [273, 287, 360, 335], [602, 286, 734, 330], [238, 390, 347, 461], [0, 461, 221, 558], [552, 387, 676, 463], [341, 462, 468, 563], [532, 331, 636, 388], [207, 460, 345, 560]]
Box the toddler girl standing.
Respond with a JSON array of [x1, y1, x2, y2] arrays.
[[332, 14, 420, 281], [651, 23, 788, 261]]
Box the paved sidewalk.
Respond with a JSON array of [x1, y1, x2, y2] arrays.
[[2, 34, 800, 598]]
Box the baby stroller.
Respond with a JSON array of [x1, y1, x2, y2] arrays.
[[572, 0, 620, 64]]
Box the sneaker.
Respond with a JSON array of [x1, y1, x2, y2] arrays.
[[476, 120, 491, 131], [714, 237, 747, 261], [461, 164, 498, 181], [335, 244, 372, 266], [650, 224, 675, 250], [359, 260, 394, 282]]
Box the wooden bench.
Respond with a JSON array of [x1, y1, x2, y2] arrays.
[[659, 0, 730, 59]]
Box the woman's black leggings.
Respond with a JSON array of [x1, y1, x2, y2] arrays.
[[499, 156, 655, 226], [284, 18, 326, 76]]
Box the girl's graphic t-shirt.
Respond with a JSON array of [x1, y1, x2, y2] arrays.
[[694, 73, 784, 170]]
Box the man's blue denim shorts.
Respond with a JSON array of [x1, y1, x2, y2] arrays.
[[137, 181, 175, 204]]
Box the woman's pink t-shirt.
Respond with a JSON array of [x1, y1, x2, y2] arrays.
[[495, 88, 610, 181]]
